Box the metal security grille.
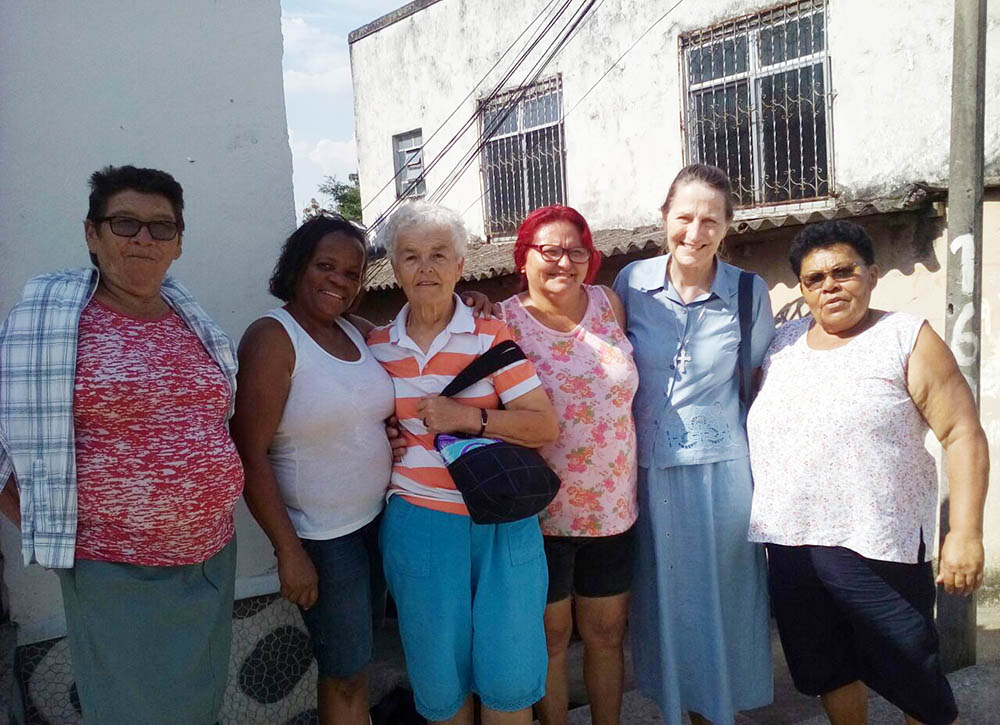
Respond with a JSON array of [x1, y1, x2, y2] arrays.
[[681, 0, 831, 207], [480, 77, 566, 237]]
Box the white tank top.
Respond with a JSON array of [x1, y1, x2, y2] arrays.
[[747, 312, 938, 563], [263, 308, 395, 539]]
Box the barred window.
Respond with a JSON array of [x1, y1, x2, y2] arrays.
[[681, 0, 831, 207], [480, 77, 566, 237], [393, 129, 426, 199]]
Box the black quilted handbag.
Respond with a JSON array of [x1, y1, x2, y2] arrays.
[[433, 340, 560, 524]]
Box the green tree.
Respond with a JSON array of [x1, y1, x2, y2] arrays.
[[302, 173, 362, 223]]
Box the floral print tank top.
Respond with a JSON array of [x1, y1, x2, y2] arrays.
[[500, 285, 639, 537]]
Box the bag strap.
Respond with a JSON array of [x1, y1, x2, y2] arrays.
[[737, 271, 754, 413], [439, 339, 528, 398]]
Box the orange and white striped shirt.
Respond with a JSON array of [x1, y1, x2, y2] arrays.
[[367, 297, 542, 516]]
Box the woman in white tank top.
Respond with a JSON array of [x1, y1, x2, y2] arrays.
[[230, 216, 494, 725], [230, 216, 396, 725]]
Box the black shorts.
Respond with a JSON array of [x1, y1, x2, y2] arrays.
[[543, 524, 636, 604], [767, 544, 958, 725]]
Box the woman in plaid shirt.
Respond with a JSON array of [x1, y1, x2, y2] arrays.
[[0, 165, 243, 724]]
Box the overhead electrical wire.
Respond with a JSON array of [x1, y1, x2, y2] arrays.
[[410, 0, 584, 205], [366, 0, 676, 239], [367, 0, 580, 232], [359, 0, 568, 215], [457, 0, 690, 221], [560, 0, 688, 121], [426, 0, 603, 207]]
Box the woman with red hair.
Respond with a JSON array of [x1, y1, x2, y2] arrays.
[[498, 205, 639, 725]]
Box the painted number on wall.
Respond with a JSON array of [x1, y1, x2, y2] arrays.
[[948, 233, 979, 392]]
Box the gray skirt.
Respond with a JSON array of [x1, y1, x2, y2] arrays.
[[630, 461, 772, 724], [57, 537, 236, 724]]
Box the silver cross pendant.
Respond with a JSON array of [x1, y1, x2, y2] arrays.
[[674, 349, 692, 374]]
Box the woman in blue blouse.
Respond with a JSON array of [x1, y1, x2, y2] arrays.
[[613, 164, 775, 724]]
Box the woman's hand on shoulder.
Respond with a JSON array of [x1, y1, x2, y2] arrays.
[[460, 290, 501, 318]]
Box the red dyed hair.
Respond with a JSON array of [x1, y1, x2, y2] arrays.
[[513, 205, 601, 285]]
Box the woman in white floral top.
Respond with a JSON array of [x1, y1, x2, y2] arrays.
[[498, 205, 638, 725], [748, 220, 988, 725]]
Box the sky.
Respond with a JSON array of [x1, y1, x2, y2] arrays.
[[280, 0, 403, 217]]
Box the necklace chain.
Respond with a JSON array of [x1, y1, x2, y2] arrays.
[[672, 305, 706, 374]]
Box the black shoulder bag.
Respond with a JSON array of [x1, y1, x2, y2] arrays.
[[433, 340, 561, 525], [737, 270, 755, 418]]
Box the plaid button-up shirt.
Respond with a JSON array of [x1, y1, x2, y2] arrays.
[[0, 268, 238, 568]]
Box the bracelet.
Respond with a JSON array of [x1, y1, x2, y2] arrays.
[[478, 408, 488, 437]]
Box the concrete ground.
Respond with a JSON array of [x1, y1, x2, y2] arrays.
[[2, 621, 17, 724], [3, 599, 997, 723], [566, 599, 1000, 724]]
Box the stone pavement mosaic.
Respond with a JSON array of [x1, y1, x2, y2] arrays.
[[13, 594, 321, 725]]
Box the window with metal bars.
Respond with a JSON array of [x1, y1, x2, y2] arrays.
[[479, 77, 566, 237], [681, 0, 831, 208], [393, 129, 426, 199]]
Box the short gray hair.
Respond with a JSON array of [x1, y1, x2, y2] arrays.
[[379, 200, 468, 259]]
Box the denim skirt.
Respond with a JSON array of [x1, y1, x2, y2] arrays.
[[57, 537, 237, 724]]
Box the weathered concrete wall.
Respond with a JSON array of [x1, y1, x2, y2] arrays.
[[350, 0, 1000, 232], [0, 0, 294, 642], [350, 0, 1000, 576]]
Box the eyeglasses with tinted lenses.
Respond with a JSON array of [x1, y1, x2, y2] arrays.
[[528, 244, 590, 263], [99, 216, 179, 241], [800, 264, 863, 291]]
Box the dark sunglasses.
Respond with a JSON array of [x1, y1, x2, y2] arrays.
[[800, 263, 863, 291], [96, 216, 180, 241]]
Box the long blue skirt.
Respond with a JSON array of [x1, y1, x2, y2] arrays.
[[630, 460, 772, 724]]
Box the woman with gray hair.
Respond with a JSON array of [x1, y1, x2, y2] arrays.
[[367, 201, 559, 725]]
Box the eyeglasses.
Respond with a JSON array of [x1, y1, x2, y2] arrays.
[[97, 216, 180, 241], [527, 244, 591, 263], [800, 264, 863, 291]]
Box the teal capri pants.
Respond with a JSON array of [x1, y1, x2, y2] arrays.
[[56, 537, 236, 725], [380, 496, 548, 721]]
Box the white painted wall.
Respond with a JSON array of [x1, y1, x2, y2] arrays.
[[350, 0, 1000, 571], [350, 0, 1000, 230], [0, 0, 294, 641]]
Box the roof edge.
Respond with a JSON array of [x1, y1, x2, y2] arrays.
[[348, 0, 445, 44]]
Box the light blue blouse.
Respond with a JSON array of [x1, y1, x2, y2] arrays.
[[613, 255, 775, 468]]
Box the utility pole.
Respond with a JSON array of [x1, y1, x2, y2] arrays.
[[938, 0, 987, 673]]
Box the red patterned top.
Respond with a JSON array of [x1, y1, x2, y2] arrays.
[[73, 298, 244, 565], [500, 286, 639, 537]]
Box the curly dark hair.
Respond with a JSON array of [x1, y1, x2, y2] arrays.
[[788, 220, 875, 276], [269, 215, 368, 302]]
